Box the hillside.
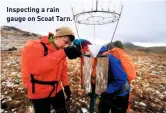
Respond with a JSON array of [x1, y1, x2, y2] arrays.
[[123, 42, 145, 49], [1, 26, 41, 50], [1, 26, 40, 37], [123, 42, 166, 54], [146, 46, 166, 54]]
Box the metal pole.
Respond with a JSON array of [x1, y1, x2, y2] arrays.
[[71, 7, 80, 38], [109, 5, 124, 49], [71, 7, 84, 55], [96, 0, 98, 11], [93, 24, 96, 44]]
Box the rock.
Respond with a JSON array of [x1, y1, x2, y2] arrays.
[[81, 108, 89, 113], [139, 102, 146, 107], [163, 91, 166, 96], [10, 72, 17, 76], [0, 109, 4, 112], [139, 102, 147, 107], [25, 106, 33, 113]]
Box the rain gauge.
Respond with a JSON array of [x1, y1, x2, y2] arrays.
[[71, 0, 123, 112]]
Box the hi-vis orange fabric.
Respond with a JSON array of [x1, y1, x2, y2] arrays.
[[21, 36, 68, 99], [108, 48, 136, 113], [108, 48, 136, 83]]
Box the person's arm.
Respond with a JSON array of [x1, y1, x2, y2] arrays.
[[61, 59, 69, 86], [61, 59, 71, 101], [23, 42, 66, 75], [105, 54, 127, 93]]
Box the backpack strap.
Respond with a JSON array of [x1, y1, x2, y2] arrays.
[[40, 42, 48, 56], [113, 81, 130, 95], [30, 74, 59, 98]]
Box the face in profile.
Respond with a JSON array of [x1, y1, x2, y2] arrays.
[[54, 36, 72, 48], [82, 46, 92, 55]]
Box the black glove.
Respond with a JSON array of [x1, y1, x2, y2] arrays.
[[64, 46, 81, 59], [101, 92, 108, 98], [64, 85, 71, 101]]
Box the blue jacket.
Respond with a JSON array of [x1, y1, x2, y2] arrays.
[[105, 54, 130, 96]]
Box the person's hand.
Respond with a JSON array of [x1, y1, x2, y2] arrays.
[[64, 45, 81, 59], [64, 85, 71, 101], [100, 92, 108, 98]]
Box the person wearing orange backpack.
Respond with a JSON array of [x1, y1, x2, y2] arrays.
[[108, 41, 136, 83], [21, 26, 81, 113], [98, 46, 130, 113], [108, 44, 137, 113]]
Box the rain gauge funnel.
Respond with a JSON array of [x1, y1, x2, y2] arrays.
[[81, 54, 109, 94], [88, 45, 103, 57]]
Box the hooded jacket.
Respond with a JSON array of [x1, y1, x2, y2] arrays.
[[99, 46, 130, 96], [21, 36, 68, 99]]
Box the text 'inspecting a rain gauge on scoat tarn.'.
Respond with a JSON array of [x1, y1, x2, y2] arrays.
[[6, 7, 73, 23]]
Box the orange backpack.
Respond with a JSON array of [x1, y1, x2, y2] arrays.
[[108, 48, 136, 83]]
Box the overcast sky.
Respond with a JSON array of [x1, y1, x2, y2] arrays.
[[1, 0, 166, 47]]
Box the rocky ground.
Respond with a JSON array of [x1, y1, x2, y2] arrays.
[[1, 50, 166, 113]]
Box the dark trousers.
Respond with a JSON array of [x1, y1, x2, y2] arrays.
[[98, 93, 129, 113], [30, 90, 66, 113]]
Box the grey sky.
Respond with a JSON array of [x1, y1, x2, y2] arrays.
[[1, 0, 166, 47]]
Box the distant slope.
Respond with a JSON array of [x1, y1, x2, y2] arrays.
[[123, 42, 145, 49], [123, 42, 166, 54], [1, 26, 41, 37], [147, 46, 166, 54], [1, 26, 41, 50]]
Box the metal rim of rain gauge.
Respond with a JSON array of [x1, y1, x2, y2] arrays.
[[72, 0, 121, 25], [73, 10, 120, 25]]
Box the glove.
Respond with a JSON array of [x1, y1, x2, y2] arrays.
[[64, 45, 81, 59], [101, 92, 108, 98], [64, 85, 71, 101]]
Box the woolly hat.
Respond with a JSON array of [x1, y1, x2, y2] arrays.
[[73, 39, 91, 48], [55, 26, 75, 41]]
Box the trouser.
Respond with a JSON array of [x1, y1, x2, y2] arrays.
[[30, 90, 66, 113], [98, 93, 129, 113]]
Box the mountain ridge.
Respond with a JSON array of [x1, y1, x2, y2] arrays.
[[1, 26, 41, 37], [1, 26, 41, 50], [1, 26, 166, 54], [123, 42, 166, 54]]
